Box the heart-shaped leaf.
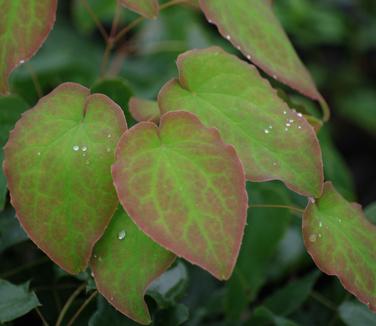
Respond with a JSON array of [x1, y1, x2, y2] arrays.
[[0, 0, 57, 95], [303, 182, 376, 311], [91, 206, 175, 325], [120, 0, 159, 19], [3, 82, 127, 274], [112, 111, 248, 280], [199, 0, 324, 106], [129, 97, 160, 124], [158, 47, 323, 197]]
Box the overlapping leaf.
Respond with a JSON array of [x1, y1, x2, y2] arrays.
[[0, 0, 57, 95], [198, 0, 323, 104], [120, 0, 159, 19], [129, 97, 160, 123], [159, 47, 323, 197], [3, 83, 127, 274], [303, 182, 376, 311], [91, 207, 175, 325], [112, 111, 248, 280]]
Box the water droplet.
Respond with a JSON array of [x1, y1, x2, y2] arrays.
[[289, 119, 294, 123], [310, 197, 316, 203], [226, 35, 231, 40], [73, 145, 79, 151], [298, 126, 302, 129], [318, 233, 322, 238], [237, 45, 241, 50], [106, 148, 111, 152], [107, 134, 112, 138], [37, 152, 41, 156], [91, 271, 95, 277], [283, 110, 287, 115], [264, 129, 270, 134], [19, 60, 25, 64], [82, 146, 88, 152], [118, 230, 126, 240], [208, 19, 213, 23], [319, 221, 323, 228], [284, 128, 289, 131], [309, 234, 317, 242], [110, 296, 114, 301], [268, 125, 273, 129], [273, 74, 277, 79], [246, 55, 251, 60], [286, 123, 291, 127], [338, 218, 342, 223], [273, 162, 277, 166], [85, 160, 90, 165], [82, 153, 86, 157], [297, 113, 303, 117]]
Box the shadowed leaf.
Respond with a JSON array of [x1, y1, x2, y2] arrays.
[[339, 300, 376, 326], [3, 82, 127, 274], [0, 279, 40, 323], [91, 207, 175, 325], [129, 97, 160, 124], [112, 111, 248, 280], [0, 0, 57, 95], [303, 182, 376, 312], [120, 0, 159, 19], [159, 47, 323, 197], [199, 0, 324, 104]]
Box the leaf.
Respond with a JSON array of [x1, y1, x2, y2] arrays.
[[303, 182, 376, 311], [152, 304, 189, 326], [0, 279, 40, 323], [89, 295, 138, 325], [158, 47, 323, 197], [3, 82, 127, 274], [112, 111, 248, 280], [147, 261, 188, 308], [0, 95, 29, 210], [91, 207, 175, 325], [365, 202, 376, 224], [0, 0, 57, 95], [225, 182, 292, 319], [0, 206, 28, 253], [263, 271, 320, 316], [129, 97, 160, 124], [91, 78, 135, 127], [339, 300, 376, 326], [198, 0, 324, 104], [245, 306, 299, 326], [120, 0, 159, 19]]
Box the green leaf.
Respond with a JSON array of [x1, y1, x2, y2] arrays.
[[3, 82, 127, 274], [339, 300, 376, 326], [158, 47, 323, 197], [0, 0, 57, 95], [91, 206, 175, 325], [0, 95, 29, 210], [112, 111, 248, 280], [120, 0, 159, 19], [72, 0, 117, 34], [263, 271, 320, 316], [91, 78, 135, 127], [245, 306, 299, 326], [129, 97, 160, 124], [303, 182, 376, 311], [147, 261, 188, 308], [151, 304, 189, 326], [199, 0, 323, 103], [89, 295, 138, 325], [225, 182, 292, 319], [365, 203, 376, 225], [0, 279, 40, 323], [0, 206, 28, 253]]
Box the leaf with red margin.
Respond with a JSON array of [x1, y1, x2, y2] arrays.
[[3, 82, 127, 274], [303, 182, 376, 312], [91, 206, 175, 325], [0, 0, 57, 95], [199, 0, 325, 107], [129, 97, 160, 124], [158, 47, 323, 197], [120, 0, 159, 19], [112, 111, 248, 280]]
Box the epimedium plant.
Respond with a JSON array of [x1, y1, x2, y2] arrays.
[[0, 0, 375, 324]]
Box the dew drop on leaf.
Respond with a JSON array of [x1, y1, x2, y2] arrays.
[[118, 230, 126, 240], [73, 145, 80, 151], [309, 234, 317, 242]]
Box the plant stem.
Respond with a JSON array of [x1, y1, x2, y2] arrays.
[[35, 307, 49, 326], [80, 0, 108, 41], [248, 204, 305, 214], [56, 283, 86, 326], [310, 291, 338, 311], [25, 64, 43, 98], [0, 256, 49, 278], [66, 290, 98, 326]]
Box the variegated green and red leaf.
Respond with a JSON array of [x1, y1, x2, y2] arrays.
[[129, 97, 160, 124], [120, 0, 159, 19]]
